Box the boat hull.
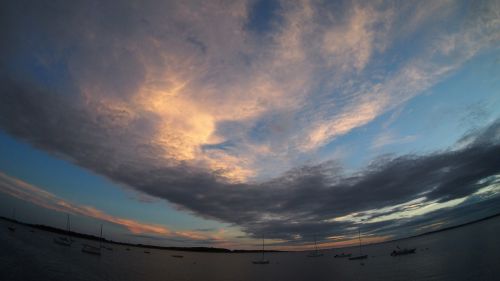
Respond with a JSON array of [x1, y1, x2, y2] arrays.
[[82, 245, 101, 256], [349, 255, 368, 260], [334, 253, 352, 258], [391, 248, 416, 256], [53, 237, 72, 246], [307, 253, 324, 257]]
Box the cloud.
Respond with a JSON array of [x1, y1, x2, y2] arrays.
[[0, 171, 226, 242], [1, 0, 500, 247], [372, 131, 418, 149]]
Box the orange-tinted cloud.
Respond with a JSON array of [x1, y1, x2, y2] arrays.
[[0, 171, 221, 241]]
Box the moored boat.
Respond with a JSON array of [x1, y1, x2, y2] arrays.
[[391, 247, 416, 256], [349, 229, 368, 261], [334, 252, 352, 258], [54, 236, 72, 246], [81, 224, 103, 256], [82, 244, 101, 256], [252, 235, 270, 264], [7, 208, 16, 232], [348, 254, 368, 260], [54, 214, 72, 247], [307, 237, 324, 257]]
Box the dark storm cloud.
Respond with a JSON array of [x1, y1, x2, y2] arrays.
[[1, 76, 500, 244]]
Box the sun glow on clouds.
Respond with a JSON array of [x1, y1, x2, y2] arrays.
[[69, 0, 498, 183], [0, 171, 226, 242], [74, 1, 488, 182]]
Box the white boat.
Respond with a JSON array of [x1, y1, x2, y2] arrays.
[[54, 214, 72, 246], [349, 229, 368, 261], [252, 236, 270, 264], [82, 224, 102, 256], [307, 237, 324, 257]]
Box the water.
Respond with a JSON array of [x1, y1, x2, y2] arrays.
[[1, 216, 500, 281]]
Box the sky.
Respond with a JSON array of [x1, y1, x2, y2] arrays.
[[0, 0, 500, 250]]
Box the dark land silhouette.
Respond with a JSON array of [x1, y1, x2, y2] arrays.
[[2, 212, 499, 253]]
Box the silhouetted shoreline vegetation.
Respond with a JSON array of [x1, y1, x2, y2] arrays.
[[2, 212, 499, 253]]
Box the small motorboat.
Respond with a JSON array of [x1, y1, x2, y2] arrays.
[[348, 254, 368, 260], [172, 255, 184, 258], [390, 248, 416, 256], [144, 250, 151, 254], [125, 248, 131, 251], [334, 253, 352, 258], [8, 226, 16, 232]]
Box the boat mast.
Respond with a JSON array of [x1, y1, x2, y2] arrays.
[[99, 224, 103, 248], [358, 229, 361, 255], [262, 235, 265, 260], [66, 214, 70, 232]]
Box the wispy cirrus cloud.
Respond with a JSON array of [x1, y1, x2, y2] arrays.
[[372, 131, 418, 149], [0, 172, 224, 242]]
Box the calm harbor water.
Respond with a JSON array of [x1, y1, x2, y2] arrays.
[[1, 216, 500, 281]]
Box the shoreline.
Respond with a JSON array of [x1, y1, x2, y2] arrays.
[[2, 212, 499, 253]]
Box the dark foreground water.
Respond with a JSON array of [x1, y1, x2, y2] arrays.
[[1, 216, 500, 281]]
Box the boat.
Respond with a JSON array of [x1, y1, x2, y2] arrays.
[[7, 208, 16, 232], [390, 247, 416, 256], [54, 236, 72, 246], [334, 252, 352, 258], [307, 237, 324, 257], [144, 250, 151, 254], [172, 255, 184, 258], [349, 254, 368, 260], [82, 244, 101, 255], [349, 230, 368, 261], [53, 214, 72, 246], [252, 235, 270, 264], [101, 245, 113, 251], [125, 248, 131, 251], [82, 224, 102, 256]]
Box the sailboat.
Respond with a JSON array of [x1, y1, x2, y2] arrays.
[[82, 224, 102, 256], [307, 237, 324, 257], [252, 235, 270, 264], [348, 229, 368, 260], [53, 214, 72, 246], [7, 208, 16, 232]]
